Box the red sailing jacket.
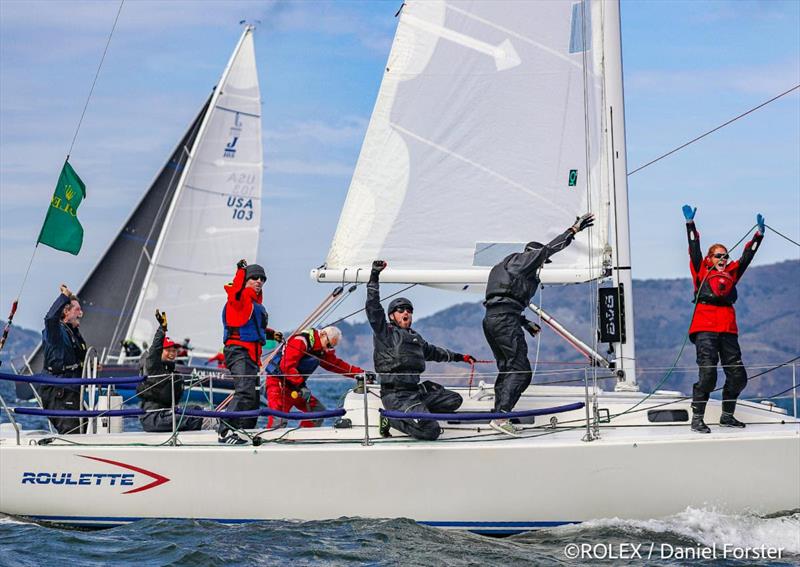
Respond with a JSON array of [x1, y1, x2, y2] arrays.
[[687, 221, 763, 336], [273, 329, 364, 389], [223, 266, 275, 364]]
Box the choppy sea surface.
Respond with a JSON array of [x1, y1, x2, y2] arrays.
[[1, 509, 798, 566], [1, 379, 798, 566]]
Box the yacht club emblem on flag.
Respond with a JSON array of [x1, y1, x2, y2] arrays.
[[37, 160, 86, 255]]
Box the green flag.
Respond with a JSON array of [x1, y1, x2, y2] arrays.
[[37, 160, 86, 255]]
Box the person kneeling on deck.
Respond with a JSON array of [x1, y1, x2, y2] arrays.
[[265, 326, 373, 428], [40, 284, 87, 434], [137, 310, 206, 433], [683, 205, 764, 433], [219, 259, 281, 444], [482, 213, 594, 436], [367, 260, 476, 441]]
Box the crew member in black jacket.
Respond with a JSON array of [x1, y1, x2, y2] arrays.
[[483, 213, 594, 435], [367, 260, 475, 440], [40, 284, 87, 434], [137, 310, 204, 432]]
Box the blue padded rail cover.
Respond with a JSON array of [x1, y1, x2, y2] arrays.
[[380, 401, 585, 421], [0, 372, 142, 386], [14, 408, 145, 417], [176, 407, 346, 420]]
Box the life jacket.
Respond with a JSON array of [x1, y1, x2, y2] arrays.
[[221, 302, 268, 344], [694, 266, 738, 307], [265, 329, 321, 378], [43, 323, 87, 377], [372, 324, 427, 377], [137, 359, 181, 407], [484, 252, 540, 312]]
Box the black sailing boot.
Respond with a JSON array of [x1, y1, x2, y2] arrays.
[[691, 413, 711, 434], [720, 412, 746, 428], [379, 416, 392, 438]]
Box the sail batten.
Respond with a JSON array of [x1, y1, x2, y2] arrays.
[[321, 0, 611, 285]]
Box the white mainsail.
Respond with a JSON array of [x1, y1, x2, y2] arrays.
[[127, 26, 263, 353], [317, 0, 612, 285], [314, 1, 636, 384]]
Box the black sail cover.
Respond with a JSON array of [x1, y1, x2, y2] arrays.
[[28, 96, 212, 373]]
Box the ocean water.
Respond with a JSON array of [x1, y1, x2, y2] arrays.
[[0, 509, 798, 566], [2, 379, 798, 565]]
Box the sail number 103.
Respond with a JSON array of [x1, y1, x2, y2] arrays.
[[227, 196, 254, 221]]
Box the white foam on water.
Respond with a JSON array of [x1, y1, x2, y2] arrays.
[[555, 507, 800, 554], [0, 514, 29, 526]]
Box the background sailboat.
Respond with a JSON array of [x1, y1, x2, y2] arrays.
[[27, 26, 262, 372]]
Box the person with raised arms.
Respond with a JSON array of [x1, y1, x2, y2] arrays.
[[136, 309, 206, 433], [682, 205, 765, 433], [40, 283, 87, 434], [367, 260, 476, 441], [482, 213, 594, 436], [218, 259, 281, 444]]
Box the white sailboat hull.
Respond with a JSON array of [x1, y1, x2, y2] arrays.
[[2, 390, 797, 532]]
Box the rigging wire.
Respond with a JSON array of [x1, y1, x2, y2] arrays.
[[627, 84, 800, 176], [610, 223, 773, 420], [67, 0, 126, 160], [577, 0, 604, 426], [530, 285, 543, 382], [0, 0, 125, 363], [766, 223, 800, 248], [327, 283, 418, 326]]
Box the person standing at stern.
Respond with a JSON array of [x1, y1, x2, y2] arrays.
[[683, 205, 765, 433]]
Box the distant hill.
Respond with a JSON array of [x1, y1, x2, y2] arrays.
[[2, 260, 797, 398], [0, 326, 39, 372]]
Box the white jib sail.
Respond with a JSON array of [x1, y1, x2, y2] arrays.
[[317, 0, 612, 285], [128, 27, 262, 353]]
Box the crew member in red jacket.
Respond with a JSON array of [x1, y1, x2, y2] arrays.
[[683, 205, 765, 433], [219, 259, 281, 444], [265, 326, 373, 428]]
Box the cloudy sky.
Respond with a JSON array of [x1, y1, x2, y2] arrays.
[[1, 0, 798, 334]]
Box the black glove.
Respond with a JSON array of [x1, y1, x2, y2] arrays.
[[155, 309, 168, 331], [272, 330, 284, 342], [570, 212, 595, 234], [364, 371, 377, 384], [370, 260, 387, 282], [522, 318, 541, 337], [455, 353, 476, 364], [236, 258, 248, 270]]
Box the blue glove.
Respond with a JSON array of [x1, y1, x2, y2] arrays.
[[682, 205, 696, 221], [756, 213, 765, 234]]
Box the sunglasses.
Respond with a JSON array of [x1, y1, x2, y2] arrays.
[[712, 253, 729, 260], [393, 307, 413, 314], [248, 276, 267, 282]]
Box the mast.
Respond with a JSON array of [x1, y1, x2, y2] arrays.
[[603, 1, 637, 390], [123, 25, 257, 350]]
